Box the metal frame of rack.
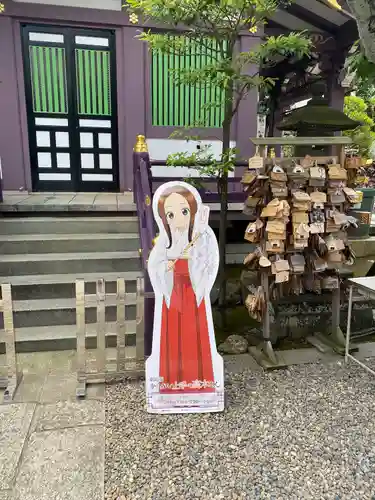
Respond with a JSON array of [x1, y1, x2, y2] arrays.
[[345, 277, 375, 375]]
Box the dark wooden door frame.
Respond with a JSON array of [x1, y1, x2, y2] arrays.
[[21, 23, 119, 192]]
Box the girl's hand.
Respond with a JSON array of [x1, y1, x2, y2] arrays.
[[167, 260, 175, 272]]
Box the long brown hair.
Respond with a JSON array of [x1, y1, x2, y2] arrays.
[[158, 186, 198, 248]]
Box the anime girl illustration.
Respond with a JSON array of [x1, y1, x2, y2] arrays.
[[145, 181, 224, 414]]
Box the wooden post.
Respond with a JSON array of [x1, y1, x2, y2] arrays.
[[76, 280, 86, 398], [136, 277, 145, 364], [75, 277, 145, 398], [331, 286, 340, 335], [116, 279, 127, 373], [96, 279, 106, 374], [0, 283, 22, 402], [338, 144, 346, 168]]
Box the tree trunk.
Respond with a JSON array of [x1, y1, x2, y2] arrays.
[[217, 171, 228, 308], [217, 85, 233, 308]]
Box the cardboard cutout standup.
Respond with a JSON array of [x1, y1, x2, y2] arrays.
[[146, 181, 224, 414]]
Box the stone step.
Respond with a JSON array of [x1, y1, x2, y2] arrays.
[[0, 271, 141, 286], [0, 233, 140, 254], [0, 322, 137, 353], [12, 293, 137, 312], [0, 216, 140, 235], [0, 251, 141, 276]]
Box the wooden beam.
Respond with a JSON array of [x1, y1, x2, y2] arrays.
[[286, 3, 338, 33], [268, 9, 325, 32], [250, 136, 352, 145], [336, 19, 358, 49]]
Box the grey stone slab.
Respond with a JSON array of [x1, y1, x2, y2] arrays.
[[86, 384, 105, 401], [0, 490, 13, 500], [118, 192, 134, 203], [32, 400, 104, 433], [0, 403, 36, 490], [42, 194, 76, 206], [0, 192, 137, 213], [281, 348, 322, 366], [93, 194, 117, 207], [39, 374, 77, 403], [278, 348, 339, 367], [68, 193, 96, 208], [117, 192, 136, 211], [4, 194, 32, 205], [13, 374, 46, 404], [357, 341, 375, 360], [17, 352, 53, 375], [13, 426, 104, 500], [16, 195, 50, 206], [46, 351, 77, 375], [224, 353, 262, 374], [0, 205, 17, 212], [91, 204, 118, 212]]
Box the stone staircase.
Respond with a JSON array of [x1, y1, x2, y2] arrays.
[[0, 216, 142, 353]]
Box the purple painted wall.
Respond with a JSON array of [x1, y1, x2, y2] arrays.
[[0, 15, 29, 191], [122, 28, 147, 192], [1, 0, 259, 192]]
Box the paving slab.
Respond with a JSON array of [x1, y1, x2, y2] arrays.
[[0, 191, 136, 212], [0, 490, 12, 500], [93, 193, 118, 211], [117, 192, 136, 211], [45, 350, 77, 374], [13, 426, 104, 500], [13, 193, 48, 205], [356, 341, 375, 360], [2, 352, 76, 378], [86, 383, 106, 401], [0, 403, 35, 490], [15, 352, 53, 375], [32, 400, 104, 433], [42, 194, 76, 206], [15, 195, 52, 210], [39, 373, 77, 403], [281, 347, 338, 366], [39, 373, 106, 402], [13, 374, 45, 404], [68, 193, 96, 210], [224, 353, 262, 374]]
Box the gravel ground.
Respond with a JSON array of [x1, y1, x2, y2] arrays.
[[105, 359, 375, 500]]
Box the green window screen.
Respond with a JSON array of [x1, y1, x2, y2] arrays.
[[151, 37, 225, 128], [75, 49, 111, 116], [29, 46, 68, 114]]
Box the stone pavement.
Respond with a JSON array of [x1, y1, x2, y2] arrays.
[[0, 351, 105, 500], [2, 345, 375, 499]]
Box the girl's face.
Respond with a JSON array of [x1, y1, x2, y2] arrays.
[[164, 192, 191, 232]]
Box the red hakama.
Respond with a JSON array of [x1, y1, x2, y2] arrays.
[[159, 259, 215, 393]]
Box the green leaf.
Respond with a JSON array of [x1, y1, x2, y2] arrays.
[[344, 95, 375, 158]]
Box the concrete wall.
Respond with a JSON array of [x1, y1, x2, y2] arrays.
[[1, 0, 259, 191]]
